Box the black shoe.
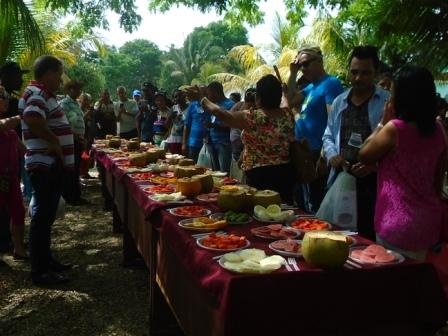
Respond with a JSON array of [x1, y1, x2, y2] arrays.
[[32, 272, 70, 286], [69, 198, 90, 206], [49, 260, 73, 272], [13, 253, 29, 261]]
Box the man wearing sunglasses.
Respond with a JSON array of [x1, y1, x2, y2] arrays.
[[288, 46, 343, 213]]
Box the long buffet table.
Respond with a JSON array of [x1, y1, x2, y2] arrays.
[[93, 146, 448, 336]]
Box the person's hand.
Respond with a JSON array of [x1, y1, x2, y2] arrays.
[[184, 86, 203, 102], [46, 143, 64, 163], [290, 55, 300, 74], [329, 155, 349, 169], [350, 162, 377, 178], [381, 99, 395, 125]]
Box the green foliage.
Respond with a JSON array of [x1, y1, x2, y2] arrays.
[[66, 60, 106, 100], [0, 0, 45, 64], [42, 0, 142, 32]]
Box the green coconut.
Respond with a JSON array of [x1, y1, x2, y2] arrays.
[[174, 166, 200, 178], [193, 174, 214, 193], [144, 150, 160, 164], [108, 138, 121, 148], [252, 190, 281, 208], [129, 153, 147, 167], [302, 231, 349, 269], [127, 140, 140, 152], [178, 158, 195, 166], [218, 189, 246, 212]]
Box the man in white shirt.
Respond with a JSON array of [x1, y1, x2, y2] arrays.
[[114, 86, 139, 139]]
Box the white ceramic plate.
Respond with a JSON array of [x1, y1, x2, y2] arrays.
[[349, 246, 405, 266], [196, 236, 250, 252], [250, 226, 299, 240], [177, 218, 225, 232], [218, 250, 284, 274], [252, 215, 286, 224], [268, 240, 302, 257], [168, 207, 211, 218]]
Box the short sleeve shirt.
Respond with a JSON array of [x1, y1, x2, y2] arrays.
[[19, 81, 74, 170], [185, 101, 209, 148], [295, 75, 343, 150], [113, 100, 139, 133], [60, 95, 85, 136], [208, 98, 234, 145]]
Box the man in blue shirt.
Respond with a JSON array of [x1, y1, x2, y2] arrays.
[[322, 46, 389, 240], [205, 82, 234, 173], [288, 46, 343, 212], [183, 91, 209, 163]]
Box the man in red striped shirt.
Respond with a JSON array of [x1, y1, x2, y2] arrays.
[[19, 55, 74, 286]]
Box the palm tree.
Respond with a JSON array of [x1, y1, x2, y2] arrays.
[[209, 45, 296, 92], [0, 0, 45, 64]]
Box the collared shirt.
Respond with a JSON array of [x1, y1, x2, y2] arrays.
[[322, 86, 389, 185], [60, 95, 85, 136], [185, 101, 209, 148], [113, 100, 139, 134], [207, 98, 234, 145], [19, 81, 74, 171]]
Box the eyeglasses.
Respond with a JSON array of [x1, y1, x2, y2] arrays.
[[298, 58, 318, 69]]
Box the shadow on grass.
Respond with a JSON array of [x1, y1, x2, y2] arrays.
[[0, 183, 151, 336]]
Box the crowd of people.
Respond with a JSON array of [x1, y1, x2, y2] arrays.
[[0, 44, 447, 286]]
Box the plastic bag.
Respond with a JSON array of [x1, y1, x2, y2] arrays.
[[55, 196, 66, 219], [197, 144, 213, 169], [316, 171, 357, 230]]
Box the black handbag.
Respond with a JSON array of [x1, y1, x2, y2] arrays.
[[289, 139, 317, 184]]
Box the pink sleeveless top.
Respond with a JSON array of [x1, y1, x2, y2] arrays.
[[375, 119, 446, 250]]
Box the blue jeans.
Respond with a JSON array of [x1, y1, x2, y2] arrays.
[[210, 143, 231, 173], [29, 165, 63, 274]]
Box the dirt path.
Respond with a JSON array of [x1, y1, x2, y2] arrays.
[[0, 180, 150, 336]]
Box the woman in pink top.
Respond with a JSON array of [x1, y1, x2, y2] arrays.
[[359, 66, 447, 259]]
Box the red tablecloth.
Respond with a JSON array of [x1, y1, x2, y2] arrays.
[[93, 145, 448, 335], [158, 208, 448, 335]]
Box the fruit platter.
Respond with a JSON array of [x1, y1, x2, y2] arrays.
[[178, 217, 227, 232], [130, 172, 155, 181], [219, 248, 285, 274], [143, 185, 176, 194], [349, 245, 404, 265], [251, 224, 299, 240], [150, 176, 178, 185], [197, 233, 249, 251], [269, 239, 302, 257], [168, 205, 211, 217], [288, 217, 332, 232], [210, 211, 252, 225], [149, 192, 186, 202], [196, 193, 219, 202], [253, 205, 294, 223]]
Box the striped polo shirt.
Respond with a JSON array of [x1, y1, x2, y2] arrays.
[[19, 81, 74, 171]]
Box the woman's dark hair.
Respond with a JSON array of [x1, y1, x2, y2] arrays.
[[33, 55, 62, 79], [348, 46, 380, 70], [256, 74, 282, 109], [393, 65, 437, 136], [244, 88, 256, 104]]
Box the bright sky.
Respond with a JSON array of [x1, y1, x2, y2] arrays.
[[93, 0, 313, 52]]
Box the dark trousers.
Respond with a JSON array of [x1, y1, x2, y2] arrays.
[[62, 139, 82, 203], [295, 150, 328, 213], [0, 209, 11, 252], [29, 165, 63, 273], [119, 129, 138, 140], [188, 146, 201, 163], [356, 173, 377, 241], [245, 163, 294, 205]]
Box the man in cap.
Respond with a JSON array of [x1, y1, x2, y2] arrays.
[[287, 46, 343, 213], [60, 79, 88, 205], [132, 89, 142, 103], [0, 62, 29, 254]]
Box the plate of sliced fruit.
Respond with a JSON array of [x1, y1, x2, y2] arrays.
[[178, 217, 227, 232], [269, 239, 302, 257], [197, 233, 249, 252]]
